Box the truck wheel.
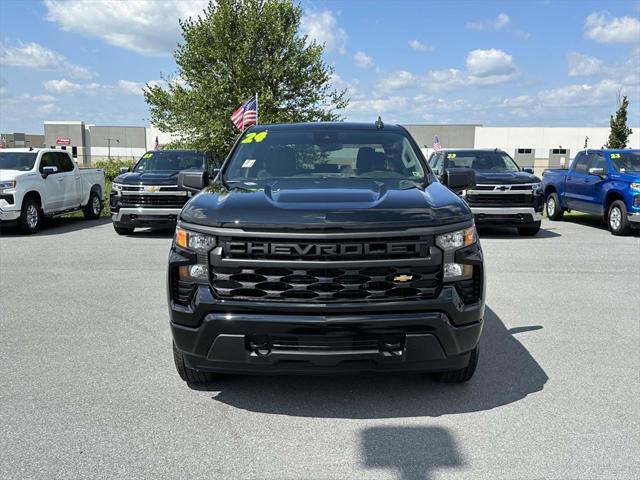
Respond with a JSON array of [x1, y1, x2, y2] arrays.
[[546, 193, 564, 221], [608, 200, 631, 236], [432, 346, 478, 383], [83, 191, 102, 219], [173, 342, 218, 384], [19, 197, 42, 234], [113, 223, 134, 235], [517, 222, 541, 236]]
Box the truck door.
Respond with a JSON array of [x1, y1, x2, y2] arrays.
[[55, 152, 82, 209], [38, 152, 64, 212], [564, 152, 590, 210], [582, 153, 608, 215]]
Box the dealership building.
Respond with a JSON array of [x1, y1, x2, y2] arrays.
[[2, 121, 639, 175]]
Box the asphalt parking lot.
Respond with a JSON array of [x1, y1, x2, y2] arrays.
[[1, 217, 639, 480]]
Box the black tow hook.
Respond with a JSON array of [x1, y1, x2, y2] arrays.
[[248, 338, 272, 356], [381, 341, 403, 356]]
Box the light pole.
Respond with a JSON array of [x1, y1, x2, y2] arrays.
[[105, 138, 120, 160]]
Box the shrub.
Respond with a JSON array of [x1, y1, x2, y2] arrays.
[[94, 159, 136, 182]]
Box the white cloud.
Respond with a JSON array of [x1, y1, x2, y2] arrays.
[[301, 9, 347, 54], [353, 51, 374, 69], [537, 79, 630, 107], [567, 52, 605, 76], [377, 70, 419, 92], [466, 12, 510, 31], [0, 41, 95, 79], [43, 79, 103, 94], [409, 40, 434, 52], [465, 48, 516, 77], [584, 12, 640, 43], [44, 0, 209, 56]]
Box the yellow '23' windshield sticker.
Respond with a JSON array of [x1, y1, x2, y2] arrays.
[[610, 153, 621, 159]]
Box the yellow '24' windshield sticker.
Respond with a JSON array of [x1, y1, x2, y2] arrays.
[[241, 131, 268, 144]]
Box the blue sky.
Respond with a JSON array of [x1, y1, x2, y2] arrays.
[[1, 0, 639, 133]]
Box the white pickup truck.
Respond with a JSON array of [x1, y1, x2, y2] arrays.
[[0, 148, 105, 234]]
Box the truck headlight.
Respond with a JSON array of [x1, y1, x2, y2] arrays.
[[111, 183, 124, 193], [531, 182, 542, 192], [435, 226, 476, 251], [630, 182, 640, 191], [0, 180, 16, 189], [175, 227, 217, 252]]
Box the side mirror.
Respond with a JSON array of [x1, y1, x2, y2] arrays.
[[588, 167, 605, 177], [178, 169, 209, 192], [119, 166, 130, 174], [444, 168, 476, 191], [523, 168, 534, 174], [42, 166, 58, 177]]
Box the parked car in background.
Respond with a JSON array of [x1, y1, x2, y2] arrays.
[[542, 149, 640, 235], [169, 122, 484, 385], [110, 149, 215, 235], [429, 149, 544, 235], [0, 148, 105, 234]]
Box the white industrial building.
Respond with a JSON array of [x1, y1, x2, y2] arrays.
[[3, 122, 639, 174]]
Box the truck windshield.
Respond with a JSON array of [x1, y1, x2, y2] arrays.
[[444, 151, 520, 172], [610, 152, 640, 173], [133, 151, 206, 173], [0, 152, 37, 171], [224, 128, 426, 183]]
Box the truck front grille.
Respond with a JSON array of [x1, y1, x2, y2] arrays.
[[210, 264, 442, 303], [120, 194, 188, 208], [466, 193, 533, 207]]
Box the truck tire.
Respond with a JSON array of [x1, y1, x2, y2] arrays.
[[19, 197, 42, 234], [113, 223, 135, 235], [432, 346, 479, 383], [83, 191, 102, 220], [173, 342, 218, 384], [608, 200, 631, 236], [518, 222, 541, 236], [546, 192, 564, 221]]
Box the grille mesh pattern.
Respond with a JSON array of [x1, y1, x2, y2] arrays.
[[269, 334, 403, 352], [466, 193, 532, 207], [211, 265, 442, 303], [120, 195, 188, 208]]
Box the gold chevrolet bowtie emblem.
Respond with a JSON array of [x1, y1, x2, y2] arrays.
[[394, 274, 413, 282], [145, 186, 159, 193]]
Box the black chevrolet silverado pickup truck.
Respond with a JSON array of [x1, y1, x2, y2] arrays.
[[110, 149, 214, 235], [429, 149, 544, 235], [168, 122, 485, 384]]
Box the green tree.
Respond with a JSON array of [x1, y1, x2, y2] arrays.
[[605, 94, 633, 149], [144, 0, 348, 160]]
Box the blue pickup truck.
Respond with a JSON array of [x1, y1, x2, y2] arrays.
[[542, 149, 640, 235]]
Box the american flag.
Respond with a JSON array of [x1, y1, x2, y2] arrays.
[[433, 135, 442, 151], [231, 96, 258, 131], [154, 136, 160, 150]]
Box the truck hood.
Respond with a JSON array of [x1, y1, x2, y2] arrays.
[[114, 171, 180, 186], [611, 171, 640, 182], [475, 171, 540, 184], [0, 170, 31, 182], [180, 178, 472, 230]]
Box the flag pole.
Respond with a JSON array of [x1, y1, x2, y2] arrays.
[[255, 92, 259, 125]]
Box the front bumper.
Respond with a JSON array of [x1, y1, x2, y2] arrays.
[[170, 281, 485, 374], [471, 206, 542, 226], [112, 207, 182, 226], [628, 211, 640, 224], [0, 206, 21, 222]]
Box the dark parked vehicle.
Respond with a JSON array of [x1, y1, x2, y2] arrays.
[[429, 149, 544, 235], [542, 149, 640, 235], [110, 150, 215, 235], [168, 122, 485, 384]]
